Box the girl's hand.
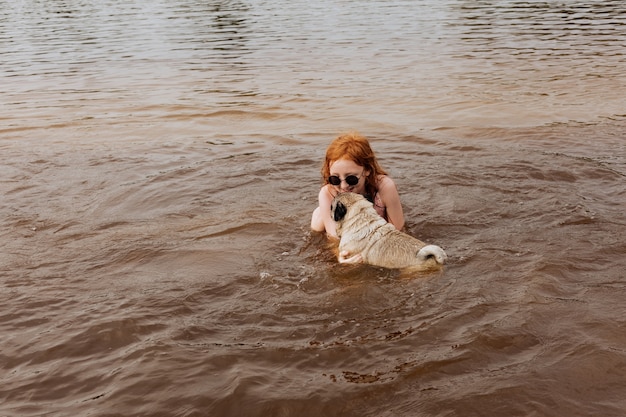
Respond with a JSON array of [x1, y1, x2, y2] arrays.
[[339, 250, 363, 264]]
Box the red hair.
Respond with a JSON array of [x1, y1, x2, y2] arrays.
[[321, 131, 387, 198]]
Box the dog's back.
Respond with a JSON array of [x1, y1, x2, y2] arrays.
[[359, 224, 446, 270], [332, 192, 447, 270]]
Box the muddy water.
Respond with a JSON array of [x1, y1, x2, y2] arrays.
[[1, 1, 625, 416]]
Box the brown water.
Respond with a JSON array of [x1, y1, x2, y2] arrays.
[[1, 1, 625, 416]]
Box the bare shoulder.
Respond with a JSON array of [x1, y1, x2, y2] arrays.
[[318, 184, 338, 237], [376, 175, 399, 195], [318, 184, 334, 202]]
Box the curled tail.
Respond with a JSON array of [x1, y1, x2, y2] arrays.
[[417, 245, 447, 265]]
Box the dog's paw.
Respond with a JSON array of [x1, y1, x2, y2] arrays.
[[339, 250, 363, 264]]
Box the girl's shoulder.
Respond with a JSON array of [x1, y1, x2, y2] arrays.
[[374, 175, 400, 204], [320, 183, 334, 193], [375, 174, 397, 191], [319, 183, 335, 200]]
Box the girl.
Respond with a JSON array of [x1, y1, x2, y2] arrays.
[[311, 132, 405, 240]]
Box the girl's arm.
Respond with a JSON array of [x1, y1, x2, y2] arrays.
[[378, 176, 405, 231], [317, 185, 338, 238]]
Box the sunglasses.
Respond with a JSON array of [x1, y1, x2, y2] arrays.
[[327, 173, 362, 187]]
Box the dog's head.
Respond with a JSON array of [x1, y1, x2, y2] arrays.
[[330, 192, 368, 223]]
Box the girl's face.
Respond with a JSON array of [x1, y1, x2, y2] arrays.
[[328, 158, 369, 194]]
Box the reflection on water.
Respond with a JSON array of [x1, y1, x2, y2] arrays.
[[453, 1, 624, 75], [1, 1, 626, 416], [2, 0, 625, 136]]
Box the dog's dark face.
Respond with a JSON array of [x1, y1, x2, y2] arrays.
[[331, 192, 381, 240], [331, 192, 365, 224], [332, 200, 347, 222]]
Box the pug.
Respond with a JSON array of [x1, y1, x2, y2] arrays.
[[331, 192, 447, 270]]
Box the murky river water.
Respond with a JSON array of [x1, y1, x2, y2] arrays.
[[1, 1, 625, 416]]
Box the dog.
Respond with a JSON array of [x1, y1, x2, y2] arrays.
[[331, 192, 447, 271]]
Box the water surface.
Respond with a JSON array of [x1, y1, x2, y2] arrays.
[[1, 1, 625, 416]]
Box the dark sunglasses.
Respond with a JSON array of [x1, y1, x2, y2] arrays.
[[328, 173, 362, 187]]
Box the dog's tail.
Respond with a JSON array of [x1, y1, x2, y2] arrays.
[[417, 245, 447, 265]]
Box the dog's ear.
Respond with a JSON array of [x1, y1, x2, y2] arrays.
[[333, 201, 347, 222]]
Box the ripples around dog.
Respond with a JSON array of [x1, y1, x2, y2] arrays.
[[3, 124, 625, 416]]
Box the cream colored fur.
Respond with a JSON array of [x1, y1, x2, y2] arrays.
[[331, 192, 447, 270]]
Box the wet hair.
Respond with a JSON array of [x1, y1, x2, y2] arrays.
[[321, 131, 387, 199]]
